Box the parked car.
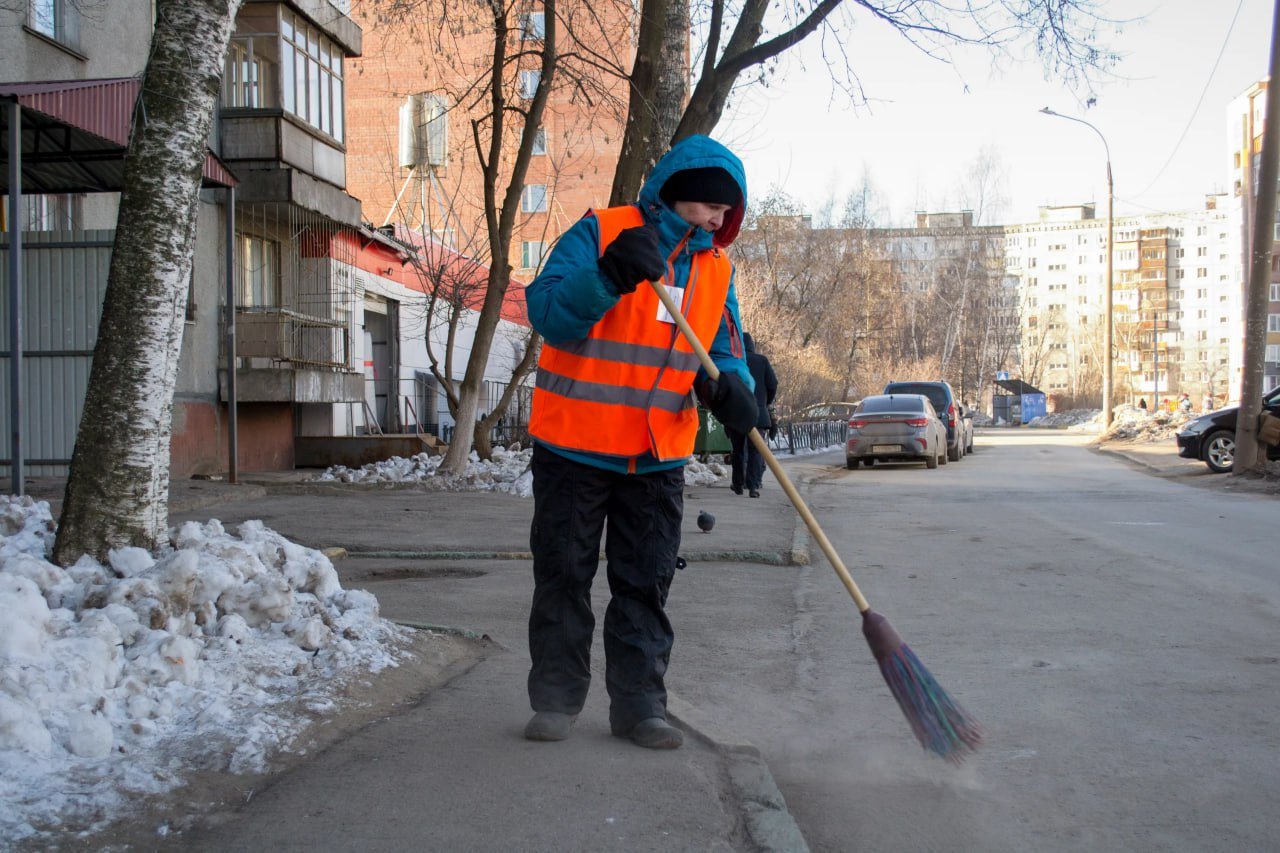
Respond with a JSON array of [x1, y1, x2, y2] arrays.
[[794, 401, 859, 422], [883, 380, 965, 461], [1175, 385, 1280, 473], [845, 394, 947, 470]]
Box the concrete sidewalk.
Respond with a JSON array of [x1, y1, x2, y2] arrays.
[[1094, 436, 1280, 496], [125, 456, 819, 852]]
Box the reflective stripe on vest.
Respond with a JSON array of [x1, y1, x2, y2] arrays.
[[528, 205, 732, 460]]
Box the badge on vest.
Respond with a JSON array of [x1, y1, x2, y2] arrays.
[[655, 284, 686, 325]]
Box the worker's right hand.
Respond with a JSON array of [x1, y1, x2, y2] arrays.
[[598, 225, 665, 295]]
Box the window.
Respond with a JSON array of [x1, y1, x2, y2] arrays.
[[1269, 314, 1280, 333], [239, 234, 280, 307], [1271, 283, 1280, 302], [531, 127, 547, 156], [520, 11, 545, 40], [519, 70, 541, 99], [29, 0, 79, 48], [521, 240, 547, 269], [521, 184, 548, 213], [224, 38, 272, 108], [1267, 344, 1280, 363], [280, 11, 345, 140], [22, 193, 80, 231]]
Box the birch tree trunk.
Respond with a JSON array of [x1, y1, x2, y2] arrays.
[[53, 0, 242, 565]]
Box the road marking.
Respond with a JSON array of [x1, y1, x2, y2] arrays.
[[1108, 521, 1167, 526]]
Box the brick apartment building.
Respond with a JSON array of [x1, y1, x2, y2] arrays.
[[2, 0, 540, 482], [344, 1, 634, 281]]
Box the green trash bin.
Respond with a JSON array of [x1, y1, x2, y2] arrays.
[[694, 407, 733, 455]]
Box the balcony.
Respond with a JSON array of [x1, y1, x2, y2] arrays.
[[224, 307, 363, 403]]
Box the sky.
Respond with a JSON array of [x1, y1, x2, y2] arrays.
[[716, 0, 1275, 226]]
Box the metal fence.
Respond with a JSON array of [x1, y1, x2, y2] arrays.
[[771, 419, 849, 455]]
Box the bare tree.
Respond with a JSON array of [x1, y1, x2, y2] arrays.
[[358, 0, 631, 471], [53, 0, 243, 564], [611, 0, 1116, 204]]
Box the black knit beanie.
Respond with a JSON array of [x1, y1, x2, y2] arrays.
[[658, 167, 741, 207]]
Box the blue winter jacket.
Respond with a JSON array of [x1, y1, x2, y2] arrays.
[[524, 134, 754, 474]]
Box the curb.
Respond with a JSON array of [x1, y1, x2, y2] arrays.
[[666, 692, 810, 853], [338, 548, 800, 566]]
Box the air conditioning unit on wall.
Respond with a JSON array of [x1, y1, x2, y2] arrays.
[[398, 93, 449, 169]]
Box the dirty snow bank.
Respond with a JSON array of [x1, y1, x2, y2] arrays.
[[315, 446, 732, 493], [0, 497, 413, 844]]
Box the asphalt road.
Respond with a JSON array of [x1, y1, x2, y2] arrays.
[[665, 430, 1280, 852]]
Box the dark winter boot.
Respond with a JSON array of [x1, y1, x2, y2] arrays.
[[619, 717, 683, 749], [524, 711, 577, 742]]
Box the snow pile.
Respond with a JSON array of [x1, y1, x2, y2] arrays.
[[683, 458, 731, 485], [318, 446, 534, 496], [317, 446, 731, 493], [1100, 404, 1194, 443], [1027, 408, 1103, 430], [0, 496, 413, 843]]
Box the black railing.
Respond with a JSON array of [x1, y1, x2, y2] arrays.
[[772, 420, 849, 455]]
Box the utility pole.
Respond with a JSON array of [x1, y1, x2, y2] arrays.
[[1039, 108, 1114, 427], [1236, 0, 1280, 472]]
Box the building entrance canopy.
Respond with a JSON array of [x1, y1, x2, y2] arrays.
[[0, 77, 236, 194]]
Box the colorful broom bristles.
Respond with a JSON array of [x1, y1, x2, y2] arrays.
[[862, 609, 983, 763]]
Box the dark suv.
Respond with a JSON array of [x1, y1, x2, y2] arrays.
[[883, 380, 966, 461], [1175, 385, 1280, 473]]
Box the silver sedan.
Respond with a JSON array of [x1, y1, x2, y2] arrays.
[[845, 394, 947, 470]]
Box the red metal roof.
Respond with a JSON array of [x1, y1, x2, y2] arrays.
[[0, 77, 236, 190]]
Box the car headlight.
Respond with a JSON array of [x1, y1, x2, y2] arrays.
[[1179, 417, 1212, 435]]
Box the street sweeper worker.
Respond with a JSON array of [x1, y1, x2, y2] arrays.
[[521, 135, 757, 749]]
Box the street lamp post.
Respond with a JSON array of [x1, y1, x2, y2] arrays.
[[1040, 107, 1114, 427]]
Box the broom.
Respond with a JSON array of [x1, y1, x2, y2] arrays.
[[651, 279, 983, 763]]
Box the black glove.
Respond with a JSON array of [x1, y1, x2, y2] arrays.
[[598, 224, 665, 295], [768, 420, 779, 441], [695, 372, 758, 434]]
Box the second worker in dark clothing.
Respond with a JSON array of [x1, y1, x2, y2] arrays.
[[728, 333, 778, 498]]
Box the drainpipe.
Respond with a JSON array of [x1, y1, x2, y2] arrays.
[[225, 186, 238, 484]]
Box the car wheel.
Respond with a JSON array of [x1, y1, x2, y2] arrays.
[[1203, 430, 1235, 474], [947, 442, 961, 462], [925, 452, 938, 469], [863, 458, 875, 467], [939, 446, 947, 465], [846, 457, 859, 470]]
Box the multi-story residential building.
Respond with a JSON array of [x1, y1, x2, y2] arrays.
[[1004, 202, 1236, 408], [344, 1, 633, 281], [2, 0, 531, 481]]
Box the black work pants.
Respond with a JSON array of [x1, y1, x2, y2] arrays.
[[728, 427, 766, 491], [527, 445, 684, 733]]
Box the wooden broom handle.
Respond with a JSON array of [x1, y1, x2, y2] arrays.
[[649, 279, 872, 613]]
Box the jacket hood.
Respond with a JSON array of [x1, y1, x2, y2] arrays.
[[638, 135, 748, 249]]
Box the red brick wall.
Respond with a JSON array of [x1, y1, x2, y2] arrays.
[[344, 1, 633, 279]]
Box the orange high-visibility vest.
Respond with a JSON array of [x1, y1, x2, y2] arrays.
[[529, 205, 734, 462]]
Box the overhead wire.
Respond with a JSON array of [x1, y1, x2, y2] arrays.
[[1130, 0, 1246, 200]]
